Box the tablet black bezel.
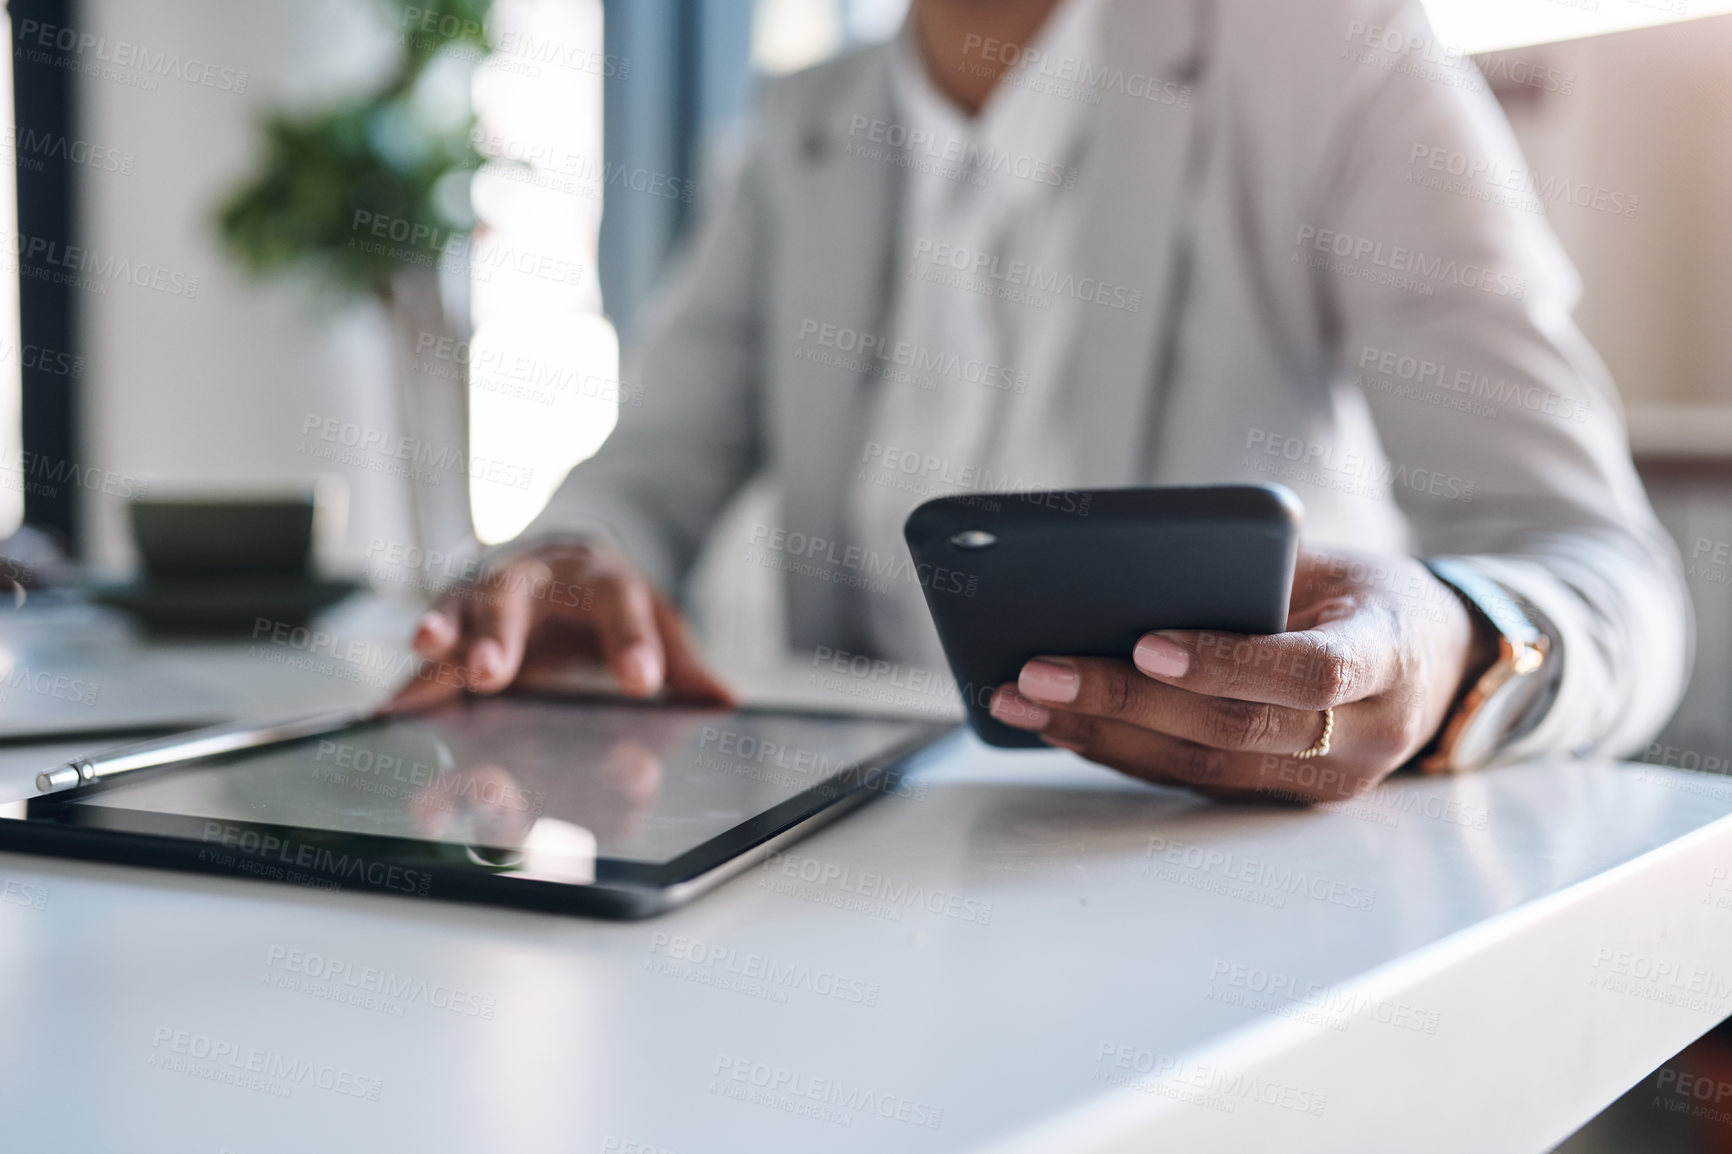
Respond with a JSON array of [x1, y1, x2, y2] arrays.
[[0, 702, 960, 919]]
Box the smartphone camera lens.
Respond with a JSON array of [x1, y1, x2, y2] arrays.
[[950, 530, 996, 550]]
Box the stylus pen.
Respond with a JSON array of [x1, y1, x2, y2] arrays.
[[35, 707, 377, 795]]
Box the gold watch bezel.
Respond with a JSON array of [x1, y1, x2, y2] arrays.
[[1419, 632, 1550, 775]]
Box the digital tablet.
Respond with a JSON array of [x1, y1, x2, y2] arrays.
[[0, 697, 957, 919], [904, 484, 1302, 748]]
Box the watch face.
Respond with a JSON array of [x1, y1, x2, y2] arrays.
[[1453, 661, 1551, 771]]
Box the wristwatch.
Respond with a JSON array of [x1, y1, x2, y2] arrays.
[[1419, 558, 1557, 774]]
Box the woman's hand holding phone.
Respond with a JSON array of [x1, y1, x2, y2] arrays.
[[987, 548, 1497, 802]]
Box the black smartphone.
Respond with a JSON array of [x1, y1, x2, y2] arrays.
[[903, 484, 1302, 747]]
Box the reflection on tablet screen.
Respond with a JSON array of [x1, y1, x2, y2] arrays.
[[70, 697, 937, 880]]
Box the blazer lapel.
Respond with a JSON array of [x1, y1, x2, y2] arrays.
[[773, 53, 905, 649], [1065, 0, 1212, 485]]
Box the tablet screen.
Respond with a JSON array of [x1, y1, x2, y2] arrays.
[[36, 697, 949, 892]]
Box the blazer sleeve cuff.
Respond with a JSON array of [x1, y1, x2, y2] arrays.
[[1426, 553, 1684, 767]]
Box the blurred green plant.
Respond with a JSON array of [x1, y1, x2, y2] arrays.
[[215, 0, 494, 302]]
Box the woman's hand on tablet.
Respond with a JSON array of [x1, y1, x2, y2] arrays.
[[987, 548, 1497, 802], [389, 541, 736, 712]]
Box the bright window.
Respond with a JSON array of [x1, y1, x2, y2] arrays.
[[1421, 0, 1732, 53], [468, 0, 617, 544], [754, 0, 908, 74]]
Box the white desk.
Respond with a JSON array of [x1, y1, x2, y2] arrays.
[[1, 604, 1730, 1153]]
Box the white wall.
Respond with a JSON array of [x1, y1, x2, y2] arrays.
[[76, 0, 411, 572], [1493, 13, 1732, 407]]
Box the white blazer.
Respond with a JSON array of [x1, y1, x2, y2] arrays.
[[520, 0, 1690, 762]]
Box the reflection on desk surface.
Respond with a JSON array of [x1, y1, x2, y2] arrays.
[[68, 696, 940, 867]]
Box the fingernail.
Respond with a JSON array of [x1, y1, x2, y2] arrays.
[[990, 690, 1050, 729], [1046, 736, 1084, 754], [620, 644, 664, 694], [413, 611, 449, 653], [1134, 633, 1190, 678], [1019, 659, 1079, 704], [469, 639, 505, 683]]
